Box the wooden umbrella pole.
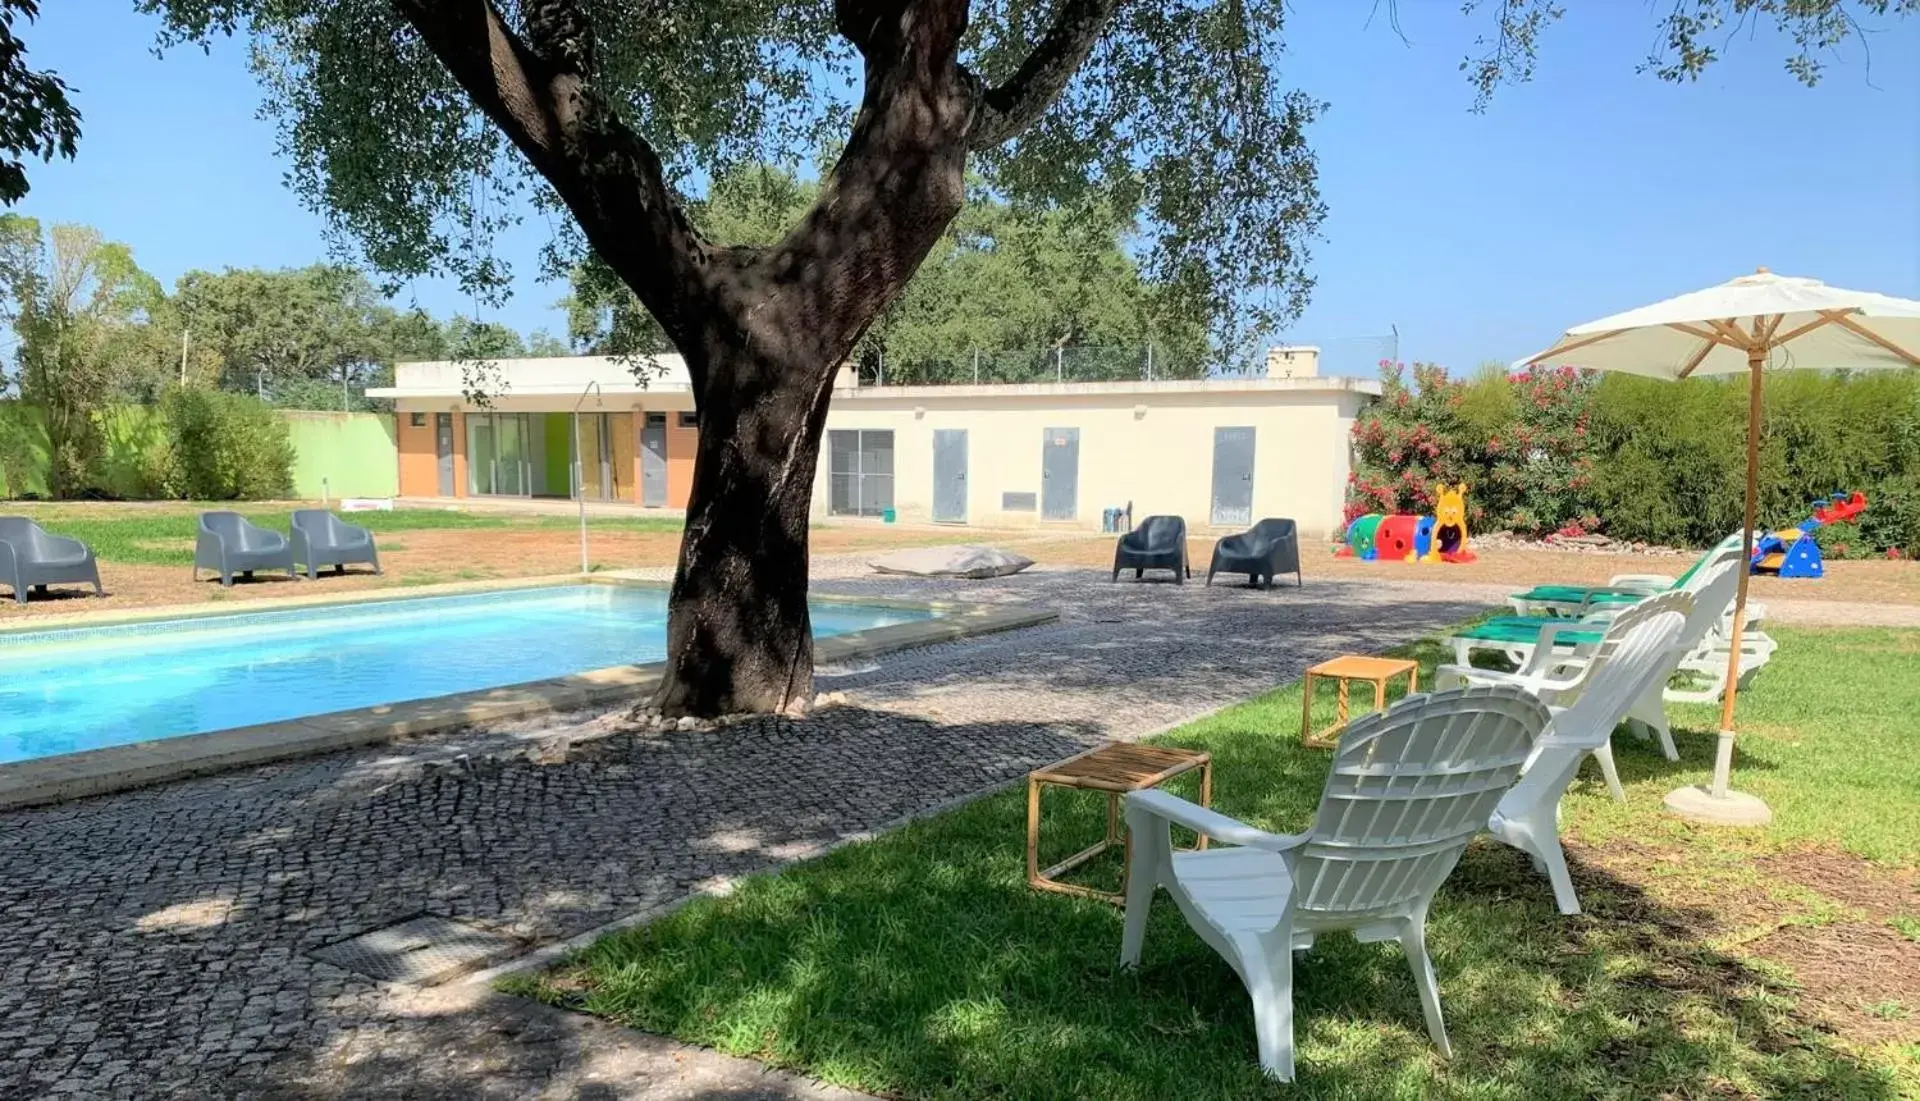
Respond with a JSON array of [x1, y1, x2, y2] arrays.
[[1712, 347, 1765, 797]]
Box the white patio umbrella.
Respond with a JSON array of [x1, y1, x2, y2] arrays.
[[1518, 269, 1920, 825]]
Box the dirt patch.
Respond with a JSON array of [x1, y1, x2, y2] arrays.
[[1748, 923, 1920, 1045], [1753, 850, 1920, 922], [0, 524, 980, 619], [1017, 535, 1920, 607]]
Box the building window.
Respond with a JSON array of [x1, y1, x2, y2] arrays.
[[410, 412, 427, 427], [678, 411, 698, 428], [828, 429, 894, 517]]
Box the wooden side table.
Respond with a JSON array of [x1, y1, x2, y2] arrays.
[[1027, 742, 1212, 906], [1301, 655, 1420, 748]]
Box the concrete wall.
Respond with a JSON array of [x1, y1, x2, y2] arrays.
[[283, 412, 400, 499], [811, 379, 1373, 538]]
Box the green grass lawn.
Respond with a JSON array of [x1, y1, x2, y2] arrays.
[[8, 505, 686, 566], [509, 627, 1920, 1099]]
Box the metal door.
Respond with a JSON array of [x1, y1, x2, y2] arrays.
[[434, 413, 455, 496], [640, 414, 668, 506], [1210, 426, 1256, 527], [932, 429, 968, 523], [1041, 427, 1079, 520]]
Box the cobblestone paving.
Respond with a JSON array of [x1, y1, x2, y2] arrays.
[[0, 567, 1489, 1098]]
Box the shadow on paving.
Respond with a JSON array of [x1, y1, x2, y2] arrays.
[[0, 568, 1500, 1096], [505, 720, 1902, 1099]]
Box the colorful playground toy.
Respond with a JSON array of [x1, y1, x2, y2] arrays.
[[1750, 491, 1866, 579], [1337, 483, 1476, 564]]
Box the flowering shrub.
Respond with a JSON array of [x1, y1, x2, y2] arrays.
[[1347, 361, 1920, 553], [1348, 362, 1596, 537]]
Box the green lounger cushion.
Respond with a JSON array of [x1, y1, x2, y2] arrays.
[[1452, 617, 1605, 647], [1508, 583, 1644, 607], [1505, 534, 1736, 609]]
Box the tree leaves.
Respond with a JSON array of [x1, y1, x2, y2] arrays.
[[0, 1, 80, 203]]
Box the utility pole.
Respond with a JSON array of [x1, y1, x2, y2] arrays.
[[179, 329, 189, 386]]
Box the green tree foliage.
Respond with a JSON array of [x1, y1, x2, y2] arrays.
[[0, 2, 78, 203], [1350, 362, 1920, 555], [153, 386, 294, 500], [563, 164, 1211, 381], [174, 264, 396, 401], [0, 215, 162, 497]]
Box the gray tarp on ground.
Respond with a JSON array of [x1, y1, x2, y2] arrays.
[[868, 545, 1035, 579]]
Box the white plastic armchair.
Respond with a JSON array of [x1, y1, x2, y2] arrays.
[[1436, 590, 1699, 798], [1487, 598, 1690, 915], [1119, 685, 1548, 1081]]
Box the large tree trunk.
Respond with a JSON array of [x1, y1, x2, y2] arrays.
[[398, 0, 1089, 716], [653, 338, 839, 716]]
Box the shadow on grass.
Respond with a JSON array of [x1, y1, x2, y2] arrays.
[[504, 713, 1901, 1100]]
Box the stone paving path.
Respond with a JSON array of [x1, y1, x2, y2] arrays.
[[0, 568, 1491, 1097]]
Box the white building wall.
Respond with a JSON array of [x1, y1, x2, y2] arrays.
[[814, 377, 1374, 539]]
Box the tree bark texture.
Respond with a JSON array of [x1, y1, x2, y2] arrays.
[[396, 0, 1116, 715]]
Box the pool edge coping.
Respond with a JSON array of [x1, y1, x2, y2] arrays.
[[0, 575, 1056, 812]]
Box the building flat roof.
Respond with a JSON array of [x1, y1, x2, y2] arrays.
[[832, 375, 1382, 401]]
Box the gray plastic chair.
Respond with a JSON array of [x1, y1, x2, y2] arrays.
[[194, 511, 297, 587], [0, 517, 103, 605], [1207, 517, 1302, 589], [1111, 515, 1190, 583], [290, 509, 381, 579]]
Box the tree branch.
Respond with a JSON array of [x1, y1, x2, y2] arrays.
[[968, 0, 1121, 149], [834, 0, 915, 58], [391, 0, 709, 347]]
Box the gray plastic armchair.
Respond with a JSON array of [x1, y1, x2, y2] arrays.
[[1111, 515, 1190, 583], [290, 509, 381, 579], [0, 517, 103, 605], [1207, 517, 1302, 589], [194, 511, 297, 587]]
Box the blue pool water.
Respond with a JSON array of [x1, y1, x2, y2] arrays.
[[0, 585, 929, 764]]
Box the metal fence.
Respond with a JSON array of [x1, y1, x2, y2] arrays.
[[864, 334, 1399, 387]]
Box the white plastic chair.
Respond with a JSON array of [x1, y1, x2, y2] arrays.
[[1486, 597, 1690, 914], [1118, 685, 1548, 1081], [1444, 545, 1748, 759], [1435, 590, 1699, 799]]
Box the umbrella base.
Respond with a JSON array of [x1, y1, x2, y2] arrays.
[[1663, 784, 1772, 827]]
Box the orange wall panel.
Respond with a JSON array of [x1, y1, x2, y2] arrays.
[[666, 413, 698, 508], [396, 412, 438, 497]]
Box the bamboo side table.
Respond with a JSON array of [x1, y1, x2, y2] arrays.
[[1300, 655, 1420, 748], [1026, 742, 1212, 906]]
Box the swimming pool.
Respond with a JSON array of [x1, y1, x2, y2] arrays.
[[0, 584, 930, 765]]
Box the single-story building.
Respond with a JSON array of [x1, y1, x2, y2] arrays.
[[368, 348, 1378, 538]]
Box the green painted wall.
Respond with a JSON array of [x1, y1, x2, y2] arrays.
[[542, 412, 572, 496], [283, 412, 399, 499]]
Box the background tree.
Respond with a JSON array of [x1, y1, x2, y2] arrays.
[[2, 0, 1897, 715], [0, 216, 160, 497], [174, 264, 392, 401], [562, 163, 1212, 381]]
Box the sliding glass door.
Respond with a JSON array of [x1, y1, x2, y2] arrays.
[[466, 413, 533, 497]]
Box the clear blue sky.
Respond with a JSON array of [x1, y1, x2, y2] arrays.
[[21, 3, 1920, 376]]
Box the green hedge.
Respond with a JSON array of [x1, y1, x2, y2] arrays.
[[1350, 364, 1920, 555], [0, 394, 295, 501]]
